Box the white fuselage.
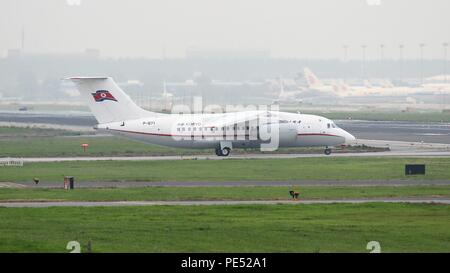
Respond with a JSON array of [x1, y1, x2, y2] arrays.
[[422, 83, 450, 93], [96, 111, 355, 149], [339, 86, 422, 97], [273, 91, 303, 104]]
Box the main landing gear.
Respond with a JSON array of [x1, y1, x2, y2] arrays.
[[324, 147, 332, 156], [215, 147, 231, 157], [215, 141, 232, 157]]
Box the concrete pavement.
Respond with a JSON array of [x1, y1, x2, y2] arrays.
[[1, 198, 449, 207]]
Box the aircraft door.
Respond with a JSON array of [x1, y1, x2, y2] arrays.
[[279, 123, 297, 146]]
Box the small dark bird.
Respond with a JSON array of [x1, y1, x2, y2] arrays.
[[33, 178, 40, 185]]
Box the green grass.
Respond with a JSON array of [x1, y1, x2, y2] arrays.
[[0, 126, 87, 138], [0, 203, 449, 252], [0, 126, 201, 157], [1, 157, 449, 183], [0, 135, 200, 157], [0, 186, 449, 202]]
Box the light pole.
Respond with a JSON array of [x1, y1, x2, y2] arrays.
[[380, 44, 385, 60], [380, 44, 385, 78], [343, 45, 349, 62], [444, 42, 449, 111], [444, 43, 449, 83], [419, 43, 426, 84], [361, 45, 367, 79], [399, 44, 404, 82], [342, 45, 349, 81]]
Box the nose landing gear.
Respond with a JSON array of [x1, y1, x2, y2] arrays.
[[324, 147, 332, 155]]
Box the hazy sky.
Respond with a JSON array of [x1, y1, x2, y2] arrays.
[[1, 0, 449, 59]]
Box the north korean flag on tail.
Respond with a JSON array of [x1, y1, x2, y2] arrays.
[[91, 90, 118, 102]]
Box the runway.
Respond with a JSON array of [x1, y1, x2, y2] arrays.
[[13, 180, 450, 188], [0, 111, 95, 127], [1, 198, 449, 207], [338, 119, 450, 144]]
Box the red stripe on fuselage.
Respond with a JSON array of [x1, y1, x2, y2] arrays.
[[297, 133, 341, 137], [109, 128, 251, 138], [109, 129, 341, 138]]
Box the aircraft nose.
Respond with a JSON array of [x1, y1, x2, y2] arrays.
[[340, 129, 356, 144]]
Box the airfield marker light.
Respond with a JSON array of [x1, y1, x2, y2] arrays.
[[289, 190, 300, 201], [64, 176, 75, 190], [81, 143, 89, 152], [86, 240, 92, 253]]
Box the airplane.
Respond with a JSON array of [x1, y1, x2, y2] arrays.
[[304, 68, 381, 97], [421, 75, 450, 93], [338, 79, 423, 97], [304, 68, 425, 97], [425, 74, 450, 82], [422, 83, 450, 93], [272, 78, 303, 104], [304, 68, 340, 94], [68, 77, 356, 156], [336, 80, 379, 96]]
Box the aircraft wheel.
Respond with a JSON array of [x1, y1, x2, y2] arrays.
[[324, 148, 332, 156], [215, 148, 222, 156], [221, 147, 231, 157]]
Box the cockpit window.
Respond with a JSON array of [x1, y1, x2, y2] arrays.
[[327, 123, 330, 129]]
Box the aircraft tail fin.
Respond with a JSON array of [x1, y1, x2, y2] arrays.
[[67, 77, 155, 124], [304, 68, 323, 88], [279, 76, 285, 95], [381, 79, 395, 88], [335, 79, 350, 93]]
